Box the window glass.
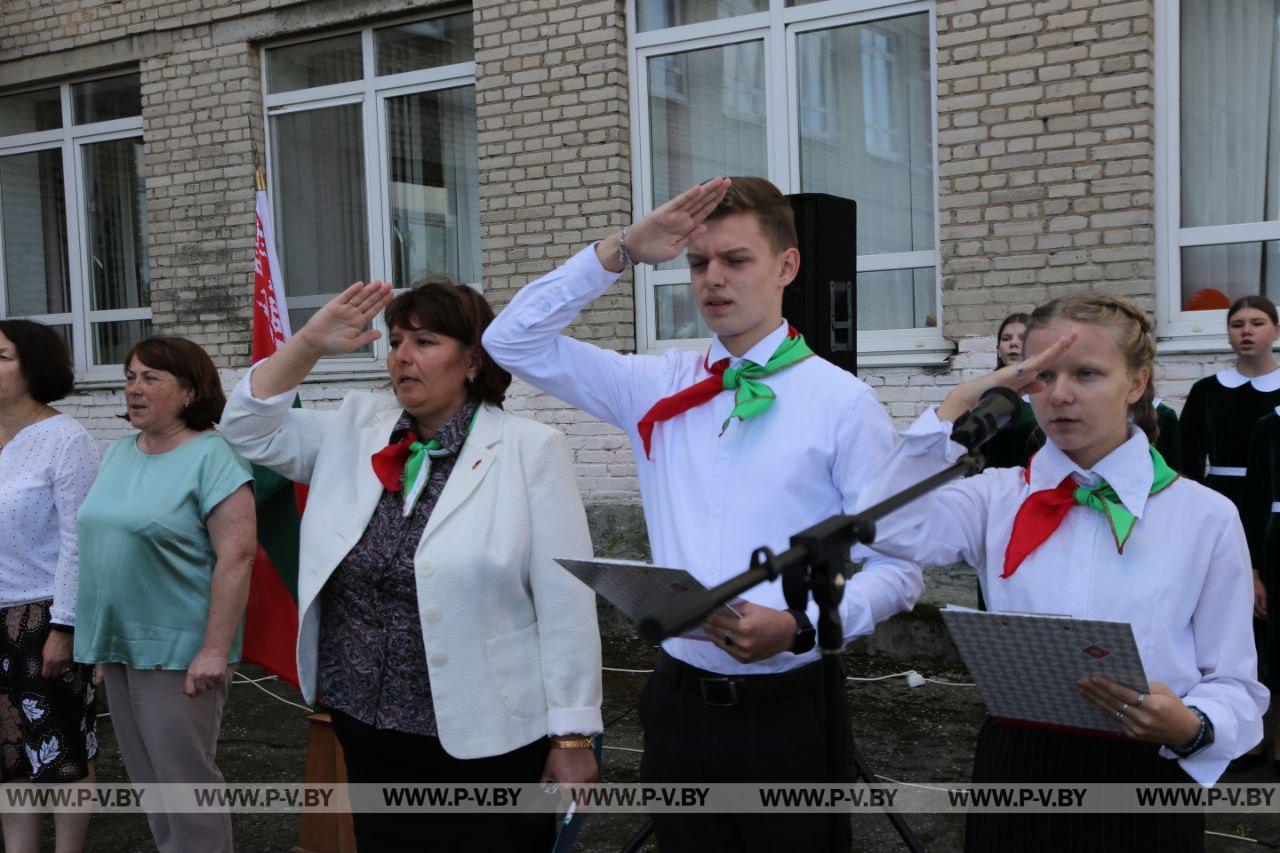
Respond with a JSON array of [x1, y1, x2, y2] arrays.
[[375, 14, 474, 76], [0, 88, 61, 136], [0, 149, 70, 317], [270, 104, 370, 346], [386, 86, 480, 287], [267, 33, 364, 94], [72, 73, 142, 124]]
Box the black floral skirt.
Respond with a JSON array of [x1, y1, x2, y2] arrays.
[[0, 601, 97, 783]]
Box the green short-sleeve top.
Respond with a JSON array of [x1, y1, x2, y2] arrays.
[[74, 432, 253, 669]]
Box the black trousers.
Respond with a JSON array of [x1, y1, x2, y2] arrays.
[[965, 718, 1206, 853], [329, 709, 554, 852], [638, 652, 854, 853]]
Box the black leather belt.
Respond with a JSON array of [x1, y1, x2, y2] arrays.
[[652, 651, 827, 707]]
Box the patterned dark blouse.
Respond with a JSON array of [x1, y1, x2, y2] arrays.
[[317, 399, 478, 736]]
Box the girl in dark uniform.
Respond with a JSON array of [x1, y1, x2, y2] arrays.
[[1243, 410, 1280, 772], [984, 313, 1038, 471], [1181, 296, 1280, 770], [1180, 295, 1280, 517]]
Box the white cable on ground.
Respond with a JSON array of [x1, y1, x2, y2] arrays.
[[1205, 830, 1264, 845], [603, 745, 644, 754], [231, 672, 313, 713], [604, 666, 655, 674], [847, 671, 913, 682], [924, 677, 975, 687], [872, 773, 961, 794]]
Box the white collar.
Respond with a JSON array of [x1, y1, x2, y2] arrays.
[[707, 319, 789, 367], [1152, 397, 1163, 409], [1028, 428, 1155, 519], [1215, 366, 1280, 392]]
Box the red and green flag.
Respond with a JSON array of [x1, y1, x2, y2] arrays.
[[245, 172, 303, 687]]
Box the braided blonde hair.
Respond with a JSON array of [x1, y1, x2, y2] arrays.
[[1024, 294, 1159, 443]]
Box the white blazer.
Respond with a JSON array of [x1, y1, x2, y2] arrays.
[[220, 371, 602, 759]]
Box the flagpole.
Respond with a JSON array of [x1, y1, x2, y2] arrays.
[[255, 168, 266, 192]]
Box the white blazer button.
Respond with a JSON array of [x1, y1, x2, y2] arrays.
[[420, 563, 434, 575], [423, 608, 442, 623], [429, 652, 448, 667]]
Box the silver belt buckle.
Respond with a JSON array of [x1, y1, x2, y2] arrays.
[[699, 677, 738, 706]]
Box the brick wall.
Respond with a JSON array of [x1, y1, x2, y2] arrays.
[[472, 0, 633, 348], [935, 0, 1155, 337], [1, 0, 1237, 510]]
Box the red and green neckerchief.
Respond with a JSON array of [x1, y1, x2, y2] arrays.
[[370, 407, 480, 517], [1001, 446, 1179, 577], [637, 326, 813, 458]]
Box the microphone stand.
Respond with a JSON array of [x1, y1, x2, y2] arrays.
[[638, 451, 987, 853]]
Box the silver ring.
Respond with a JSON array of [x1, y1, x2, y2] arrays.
[[723, 633, 735, 647], [1115, 703, 1128, 721], [1135, 693, 1146, 707]]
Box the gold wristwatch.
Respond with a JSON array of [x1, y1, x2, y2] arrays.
[[551, 735, 594, 750]]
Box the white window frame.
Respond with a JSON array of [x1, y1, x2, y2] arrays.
[[627, 0, 948, 367], [261, 13, 478, 375], [1154, 1, 1277, 352], [0, 72, 147, 380]]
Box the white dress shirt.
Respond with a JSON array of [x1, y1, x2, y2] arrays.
[[0, 414, 100, 625], [483, 245, 923, 675], [862, 407, 1268, 785]]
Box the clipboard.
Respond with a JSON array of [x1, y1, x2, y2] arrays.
[[555, 558, 742, 641], [940, 606, 1151, 735]]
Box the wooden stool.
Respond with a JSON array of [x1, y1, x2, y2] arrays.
[[291, 713, 357, 853]]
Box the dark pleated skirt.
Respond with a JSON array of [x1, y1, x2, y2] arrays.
[[964, 718, 1205, 853]]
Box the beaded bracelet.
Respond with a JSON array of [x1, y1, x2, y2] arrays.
[[1169, 706, 1213, 758]]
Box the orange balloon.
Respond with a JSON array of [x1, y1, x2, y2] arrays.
[[1182, 288, 1230, 311]]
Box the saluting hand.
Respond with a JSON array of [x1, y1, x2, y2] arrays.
[[595, 178, 732, 272], [296, 280, 394, 357], [936, 330, 1078, 424]]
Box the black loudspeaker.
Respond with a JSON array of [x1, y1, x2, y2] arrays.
[[784, 193, 857, 375]]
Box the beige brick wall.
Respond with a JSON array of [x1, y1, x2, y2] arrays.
[[1, 0, 1234, 506], [936, 0, 1155, 337], [473, 0, 634, 350]]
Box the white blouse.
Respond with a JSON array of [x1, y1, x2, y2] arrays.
[[861, 408, 1268, 786], [0, 414, 100, 625]]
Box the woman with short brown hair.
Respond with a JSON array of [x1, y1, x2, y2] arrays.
[[221, 277, 602, 851], [75, 336, 255, 853]]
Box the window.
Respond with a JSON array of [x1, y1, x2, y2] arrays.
[[1157, 0, 1280, 343], [0, 72, 149, 374], [263, 12, 478, 367], [629, 0, 942, 363]]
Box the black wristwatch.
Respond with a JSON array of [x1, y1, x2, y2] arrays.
[[786, 609, 816, 654], [1170, 706, 1214, 758]]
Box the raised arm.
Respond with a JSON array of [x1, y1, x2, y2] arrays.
[[482, 179, 731, 428], [861, 333, 1076, 569], [221, 282, 392, 482]]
